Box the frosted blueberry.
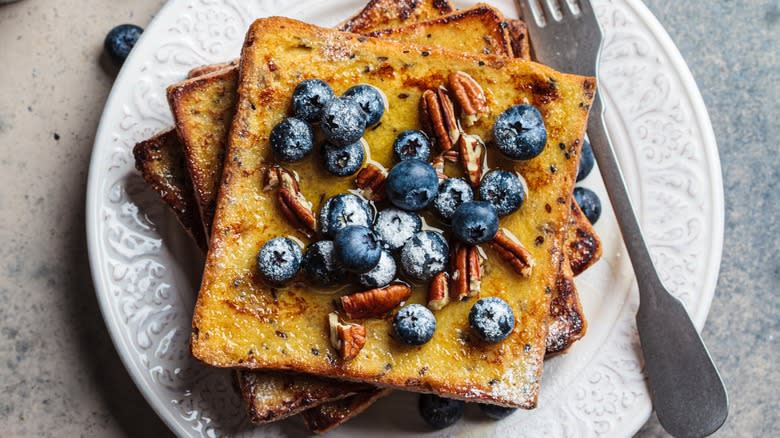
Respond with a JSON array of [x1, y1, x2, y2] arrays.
[[393, 304, 436, 345], [432, 177, 473, 220], [373, 208, 422, 251], [469, 297, 515, 343], [399, 230, 448, 281], [256, 237, 302, 285], [493, 104, 547, 160], [319, 194, 374, 238], [479, 170, 525, 217], [357, 250, 397, 288]]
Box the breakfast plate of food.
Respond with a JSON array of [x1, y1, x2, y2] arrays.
[[86, 0, 723, 436]]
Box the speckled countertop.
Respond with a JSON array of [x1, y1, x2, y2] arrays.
[[0, 0, 776, 436]]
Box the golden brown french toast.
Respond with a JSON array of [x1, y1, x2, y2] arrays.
[[191, 17, 595, 407], [132, 129, 208, 251], [134, 1, 598, 427], [339, 0, 453, 34]]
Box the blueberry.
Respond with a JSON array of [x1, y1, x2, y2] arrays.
[[343, 84, 386, 126], [576, 137, 595, 182], [104, 24, 143, 66], [450, 201, 499, 245], [269, 118, 314, 162], [433, 177, 473, 220], [478, 403, 517, 420], [373, 208, 422, 251], [469, 297, 515, 343], [358, 250, 397, 288], [320, 97, 367, 146], [392, 130, 431, 162], [573, 187, 602, 224], [333, 225, 382, 273], [322, 139, 365, 176], [385, 159, 439, 211], [393, 304, 436, 345], [292, 79, 335, 122], [256, 237, 302, 285], [319, 194, 374, 238], [301, 241, 345, 286], [493, 104, 547, 160], [418, 394, 465, 429], [478, 170, 525, 217], [399, 231, 448, 281]]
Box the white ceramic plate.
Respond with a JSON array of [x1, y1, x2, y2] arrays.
[[86, 0, 724, 436]]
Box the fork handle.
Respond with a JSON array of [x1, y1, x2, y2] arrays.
[[587, 93, 728, 437], [586, 95, 664, 295]]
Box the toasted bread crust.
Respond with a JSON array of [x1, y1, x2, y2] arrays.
[[507, 19, 531, 60], [236, 371, 372, 423], [132, 129, 208, 251], [339, 0, 454, 34], [192, 17, 594, 407], [167, 67, 239, 237], [302, 389, 392, 434], [367, 4, 513, 57], [567, 199, 603, 275]]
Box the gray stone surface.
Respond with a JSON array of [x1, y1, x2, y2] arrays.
[[0, 0, 776, 437]]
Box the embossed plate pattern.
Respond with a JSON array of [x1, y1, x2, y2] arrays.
[[85, 0, 724, 436]]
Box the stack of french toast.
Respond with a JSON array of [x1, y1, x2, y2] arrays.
[[132, 0, 602, 433]]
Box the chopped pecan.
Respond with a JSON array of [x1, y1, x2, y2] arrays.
[[430, 154, 447, 180], [355, 163, 387, 201], [340, 283, 412, 319], [450, 242, 482, 301], [328, 312, 366, 361], [442, 149, 460, 163], [488, 229, 535, 277], [420, 87, 460, 152], [266, 166, 317, 238], [262, 165, 283, 191], [449, 71, 489, 126], [427, 272, 450, 310], [458, 133, 486, 187]]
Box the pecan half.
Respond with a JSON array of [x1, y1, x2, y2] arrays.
[[428, 272, 450, 310], [450, 242, 482, 301], [328, 312, 366, 361], [420, 87, 460, 152], [488, 229, 535, 277], [355, 163, 387, 201], [449, 71, 488, 126], [341, 283, 412, 319], [458, 133, 486, 187], [266, 166, 317, 238]]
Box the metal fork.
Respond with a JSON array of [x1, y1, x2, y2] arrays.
[[517, 1, 728, 436]]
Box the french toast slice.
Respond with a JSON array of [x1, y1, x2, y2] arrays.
[[132, 129, 208, 252], [301, 389, 393, 434], [338, 0, 454, 34], [366, 3, 516, 57], [234, 370, 373, 423], [191, 17, 595, 407]]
